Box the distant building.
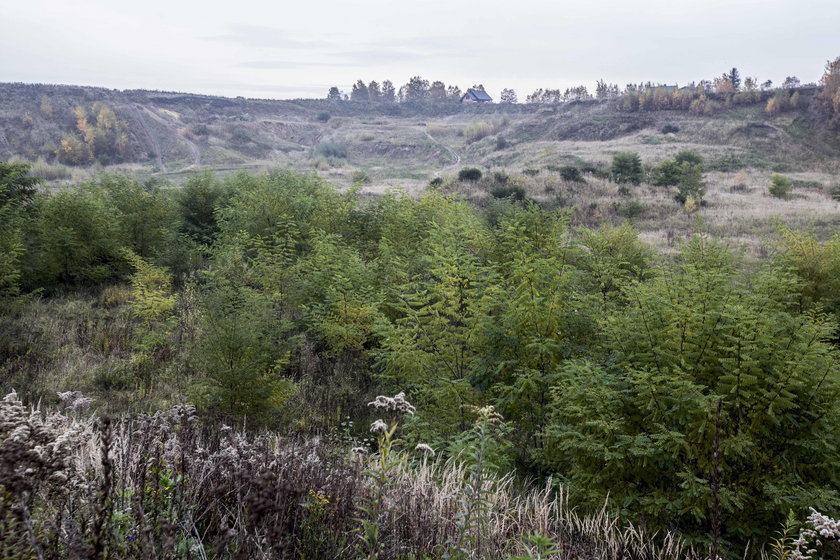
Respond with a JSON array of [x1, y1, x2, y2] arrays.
[[460, 89, 493, 103]]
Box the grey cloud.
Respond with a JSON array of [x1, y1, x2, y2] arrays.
[[237, 60, 352, 69], [207, 24, 334, 49], [237, 49, 429, 71]]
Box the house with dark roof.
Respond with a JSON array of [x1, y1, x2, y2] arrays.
[[460, 89, 493, 103]]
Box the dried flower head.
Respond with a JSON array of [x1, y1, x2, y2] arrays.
[[369, 419, 388, 434], [414, 443, 435, 456], [368, 392, 416, 415]]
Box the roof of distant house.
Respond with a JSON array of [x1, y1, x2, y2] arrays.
[[462, 88, 493, 102]]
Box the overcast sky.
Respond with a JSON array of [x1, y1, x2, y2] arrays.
[[2, 0, 838, 101]]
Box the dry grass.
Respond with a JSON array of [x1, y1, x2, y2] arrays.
[[0, 393, 695, 560]]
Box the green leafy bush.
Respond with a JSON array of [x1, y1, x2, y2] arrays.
[[490, 185, 526, 201], [611, 152, 642, 184], [651, 159, 682, 186], [769, 174, 792, 198], [540, 237, 840, 549], [559, 166, 584, 182], [458, 167, 483, 182]]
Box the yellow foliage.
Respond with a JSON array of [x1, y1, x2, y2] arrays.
[[39, 95, 52, 118], [55, 134, 90, 165], [129, 255, 176, 323], [74, 106, 89, 136], [95, 103, 118, 131]]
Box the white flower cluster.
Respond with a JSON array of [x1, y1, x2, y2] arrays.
[[1, 390, 81, 488], [369, 419, 388, 434], [367, 392, 416, 415], [791, 508, 840, 560], [807, 508, 840, 538]]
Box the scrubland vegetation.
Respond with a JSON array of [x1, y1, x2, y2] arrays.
[[2, 55, 840, 559], [3, 154, 840, 558]]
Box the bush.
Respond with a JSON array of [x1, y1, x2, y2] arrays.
[[769, 174, 791, 198], [711, 154, 744, 172], [674, 150, 703, 167], [495, 135, 507, 150], [581, 163, 611, 179], [559, 166, 584, 183], [314, 141, 348, 159], [541, 238, 840, 549], [522, 168, 540, 177], [611, 152, 643, 185], [429, 177, 443, 189], [651, 159, 682, 186], [660, 124, 680, 134], [230, 125, 251, 144], [490, 185, 526, 201], [674, 163, 706, 204], [612, 199, 646, 220], [458, 167, 483, 182], [316, 111, 331, 122]]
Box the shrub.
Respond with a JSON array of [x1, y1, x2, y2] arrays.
[[711, 154, 744, 172], [651, 159, 682, 186], [661, 124, 680, 134], [429, 177, 444, 189], [674, 163, 706, 204], [490, 185, 526, 201], [495, 135, 507, 150], [230, 125, 251, 144], [316, 111, 331, 122], [458, 167, 483, 182], [769, 174, 791, 198], [612, 199, 646, 220], [522, 168, 540, 177], [192, 123, 209, 136], [611, 152, 643, 185], [581, 163, 611, 179], [674, 150, 703, 167], [541, 238, 840, 550], [359, 131, 375, 141], [559, 166, 584, 183], [315, 141, 348, 159]]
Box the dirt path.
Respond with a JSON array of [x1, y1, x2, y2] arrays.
[[137, 106, 201, 170], [423, 127, 460, 170], [131, 104, 165, 172], [177, 127, 201, 169]]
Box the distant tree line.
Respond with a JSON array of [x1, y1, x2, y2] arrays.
[[616, 66, 818, 115], [327, 78, 518, 104]]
